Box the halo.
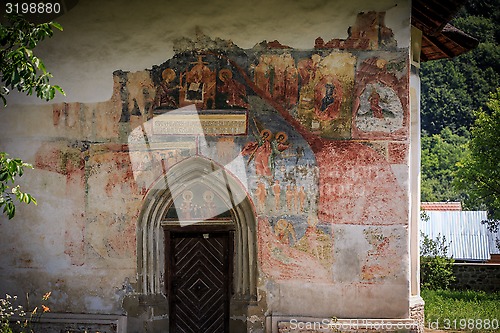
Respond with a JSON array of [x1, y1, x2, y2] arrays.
[[260, 129, 272, 141], [275, 219, 288, 233], [369, 88, 380, 98], [376, 59, 387, 69], [182, 190, 193, 201], [275, 131, 288, 143], [203, 190, 214, 202], [219, 69, 233, 82], [162, 68, 176, 82]]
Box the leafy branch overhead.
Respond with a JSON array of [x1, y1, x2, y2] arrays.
[[0, 152, 37, 219], [0, 14, 63, 220], [0, 13, 65, 106]]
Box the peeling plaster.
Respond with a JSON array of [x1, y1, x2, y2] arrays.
[[7, 0, 409, 105]]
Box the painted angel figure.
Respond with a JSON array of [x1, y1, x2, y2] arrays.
[[242, 128, 289, 178], [242, 129, 273, 177]]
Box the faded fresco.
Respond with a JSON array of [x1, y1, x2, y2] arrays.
[[31, 11, 409, 283], [352, 54, 409, 139], [1, 11, 411, 322]]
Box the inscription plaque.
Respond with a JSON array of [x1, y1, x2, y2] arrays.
[[153, 112, 247, 135]]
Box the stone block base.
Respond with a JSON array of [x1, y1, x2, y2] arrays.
[[410, 295, 425, 333], [11, 313, 127, 333]]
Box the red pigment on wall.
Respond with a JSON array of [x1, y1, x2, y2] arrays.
[[257, 217, 331, 282], [313, 140, 408, 225], [388, 142, 409, 164]]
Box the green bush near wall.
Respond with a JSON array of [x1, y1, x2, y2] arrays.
[[421, 255, 456, 290], [420, 232, 456, 290]]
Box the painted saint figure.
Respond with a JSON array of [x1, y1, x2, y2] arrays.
[[218, 69, 249, 108], [303, 215, 323, 260], [242, 129, 272, 176], [270, 131, 290, 176], [320, 84, 335, 112], [216, 137, 236, 165], [284, 56, 299, 108], [202, 190, 217, 219], [179, 190, 194, 220], [153, 68, 179, 110], [298, 186, 306, 212], [297, 54, 321, 117], [258, 217, 331, 282], [254, 55, 271, 96], [293, 185, 299, 213], [180, 55, 216, 109], [274, 218, 297, 245], [369, 89, 384, 118], [314, 76, 342, 120], [255, 182, 267, 213]]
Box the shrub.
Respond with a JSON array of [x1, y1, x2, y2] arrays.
[[420, 233, 456, 290]]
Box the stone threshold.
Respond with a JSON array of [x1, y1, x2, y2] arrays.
[[10, 313, 127, 333]]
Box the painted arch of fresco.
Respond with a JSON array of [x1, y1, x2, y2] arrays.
[[136, 156, 258, 300]]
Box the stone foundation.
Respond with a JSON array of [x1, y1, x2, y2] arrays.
[[409, 296, 425, 333], [11, 313, 127, 333], [452, 263, 500, 292]]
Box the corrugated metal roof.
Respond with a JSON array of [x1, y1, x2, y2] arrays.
[[420, 211, 490, 261]]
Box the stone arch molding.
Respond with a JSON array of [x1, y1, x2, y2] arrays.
[[136, 155, 258, 300]]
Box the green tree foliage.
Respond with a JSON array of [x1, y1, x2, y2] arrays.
[[420, 0, 500, 203], [421, 128, 469, 202], [420, 0, 500, 136], [0, 13, 64, 106], [0, 14, 63, 219], [455, 89, 500, 227], [421, 61, 473, 135], [458, 0, 500, 37], [0, 153, 37, 219]]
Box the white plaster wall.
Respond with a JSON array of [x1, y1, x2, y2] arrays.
[[8, 0, 410, 105], [410, 67, 422, 296]]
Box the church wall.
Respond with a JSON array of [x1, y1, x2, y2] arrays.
[[0, 1, 414, 331]]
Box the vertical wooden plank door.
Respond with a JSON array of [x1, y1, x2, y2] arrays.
[[169, 232, 231, 333]]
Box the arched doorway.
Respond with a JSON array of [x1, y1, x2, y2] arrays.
[[136, 156, 257, 332]]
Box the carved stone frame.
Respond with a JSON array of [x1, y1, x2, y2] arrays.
[[136, 156, 258, 301]]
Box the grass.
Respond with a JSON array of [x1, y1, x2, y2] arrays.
[[422, 288, 500, 332]]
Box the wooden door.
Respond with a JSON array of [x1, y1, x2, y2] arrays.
[[168, 231, 232, 333]]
